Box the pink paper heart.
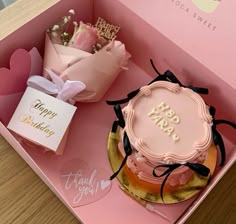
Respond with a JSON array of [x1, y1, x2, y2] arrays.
[[0, 49, 31, 95], [60, 159, 112, 207]]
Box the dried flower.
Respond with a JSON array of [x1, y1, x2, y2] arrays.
[[69, 9, 75, 15], [52, 25, 60, 31], [73, 21, 78, 26], [63, 16, 71, 24], [47, 9, 76, 44], [51, 32, 58, 37]]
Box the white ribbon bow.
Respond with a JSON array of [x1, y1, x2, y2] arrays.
[[27, 69, 86, 104]]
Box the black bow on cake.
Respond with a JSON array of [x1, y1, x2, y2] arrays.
[[153, 163, 210, 202], [150, 106, 236, 202], [108, 60, 210, 180], [106, 59, 208, 105], [109, 104, 133, 180], [107, 60, 236, 203], [209, 106, 236, 166], [109, 103, 212, 202]]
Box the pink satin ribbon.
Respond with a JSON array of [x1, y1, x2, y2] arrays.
[[27, 68, 86, 104]]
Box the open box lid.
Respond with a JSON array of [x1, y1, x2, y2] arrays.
[[116, 0, 236, 90], [1, 0, 235, 92]]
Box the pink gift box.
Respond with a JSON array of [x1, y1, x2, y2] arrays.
[[0, 0, 235, 224]]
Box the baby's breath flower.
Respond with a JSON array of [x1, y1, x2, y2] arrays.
[[69, 9, 75, 15], [51, 32, 58, 37], [73, 21, 78, 27], [52, 25, 60, 31], [63, 16, 71, 24]]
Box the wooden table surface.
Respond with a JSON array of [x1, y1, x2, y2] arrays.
[[0, 135, 236, 224]]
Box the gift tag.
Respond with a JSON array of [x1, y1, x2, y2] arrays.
[[0, 49, 31, 95], [7, 87, 76, 152], [60, 159, 112, 207]]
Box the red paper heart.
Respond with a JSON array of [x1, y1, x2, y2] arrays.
[[0, 49, 31, 95], [60, 159, 112, 207]]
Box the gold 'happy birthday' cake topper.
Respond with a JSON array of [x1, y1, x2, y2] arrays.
[[95, 17, 120, 40]]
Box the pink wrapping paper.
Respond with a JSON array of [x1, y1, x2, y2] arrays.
[[60, 40, 130, 102], [43, 32, 130, 102]]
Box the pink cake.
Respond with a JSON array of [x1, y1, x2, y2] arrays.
[[117, 80, 213, 187]]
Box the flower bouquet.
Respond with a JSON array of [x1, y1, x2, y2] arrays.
[[43, 10, 130, 102]]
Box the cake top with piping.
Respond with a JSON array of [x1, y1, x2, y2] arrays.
[[123, 81, 213, 164]]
